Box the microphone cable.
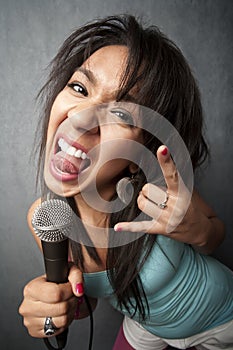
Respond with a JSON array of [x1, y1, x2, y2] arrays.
[[43, 294, 93, 350]]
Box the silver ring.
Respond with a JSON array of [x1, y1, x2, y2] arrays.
[[155, 191, 169, 209], [44, 317, 58, 336]]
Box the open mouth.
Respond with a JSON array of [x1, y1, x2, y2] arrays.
[[50, 136, 91, 181]]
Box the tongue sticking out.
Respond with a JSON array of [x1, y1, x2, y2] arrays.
[[53, 152, 90, 174], [54, 157, 78, 174]]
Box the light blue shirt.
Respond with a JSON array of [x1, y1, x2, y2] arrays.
[[83, 235, 233, 338]]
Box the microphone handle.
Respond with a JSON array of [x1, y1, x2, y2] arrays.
[[41, 238, 69, 349], [42, 239, 69, 283]]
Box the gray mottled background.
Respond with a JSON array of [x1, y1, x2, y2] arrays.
[[0, 0, 232, 349]]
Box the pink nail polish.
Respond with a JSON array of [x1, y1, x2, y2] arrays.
[[115, 225, 122, 232], [161, 147, 168, 156], [76, 283, 84, 295]]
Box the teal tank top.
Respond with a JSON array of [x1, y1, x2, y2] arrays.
[[83, 235, 233, 338]]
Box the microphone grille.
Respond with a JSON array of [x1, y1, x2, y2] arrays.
[[31, 199, 73, 242]]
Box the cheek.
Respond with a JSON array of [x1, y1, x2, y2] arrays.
[[97, 129, 143, 169], [97, 159, 131, 181], [102, 124, 143, 142], [47, 96, 67, 134]]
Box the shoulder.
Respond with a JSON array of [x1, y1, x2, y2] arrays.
[[27, 198, 43, 250]]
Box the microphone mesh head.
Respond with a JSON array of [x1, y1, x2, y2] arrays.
[[31, 199, 73, 242]]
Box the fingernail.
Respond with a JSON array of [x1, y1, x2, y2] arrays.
[[114, 225, 122, 232], [76, 283, 84, 295], [161, 147, 168, 156]]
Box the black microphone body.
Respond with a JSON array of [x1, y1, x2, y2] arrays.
[[42, 238, 69, 283]]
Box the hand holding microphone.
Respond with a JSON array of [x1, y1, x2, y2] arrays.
[[31, 198, 74, 350]]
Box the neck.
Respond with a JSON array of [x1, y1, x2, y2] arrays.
[[74, 193, 110, 227], [74, 192, 112, 248]]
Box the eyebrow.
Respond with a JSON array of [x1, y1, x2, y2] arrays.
[[75, 67, 97, 85]]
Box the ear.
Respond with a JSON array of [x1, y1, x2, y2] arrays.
[[129, 162, 139, 174]]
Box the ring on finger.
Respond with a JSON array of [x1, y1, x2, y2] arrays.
[[154, 191, 169, 209], [44, 316, 58, 336]]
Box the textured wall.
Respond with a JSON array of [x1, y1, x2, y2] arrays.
[[0, 0, 232, 349]]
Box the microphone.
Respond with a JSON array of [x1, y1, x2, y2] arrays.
[[31, 198, 74, 349]]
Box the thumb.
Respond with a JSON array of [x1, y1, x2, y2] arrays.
[[68, 264, 84, 297]]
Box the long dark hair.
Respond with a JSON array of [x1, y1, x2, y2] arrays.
[[35, 15, 208, 320]]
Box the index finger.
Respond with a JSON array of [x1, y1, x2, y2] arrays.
[[157, 145, 192, 213], [23, 275, 73, 303], [157, 145, 180, 194]]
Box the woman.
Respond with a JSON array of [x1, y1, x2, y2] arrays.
[[19, 15, 232, 350]]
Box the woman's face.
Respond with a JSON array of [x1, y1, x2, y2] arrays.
[[44, 45, 143, 200]]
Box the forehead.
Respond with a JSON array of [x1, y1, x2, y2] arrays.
[[81, 45, 128, 88], [83, 45, 128, 68]]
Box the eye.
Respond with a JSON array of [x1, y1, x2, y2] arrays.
[[110, 109, 134, 126], [67, 82, 88, 97]]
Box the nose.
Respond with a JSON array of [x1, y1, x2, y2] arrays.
[[68, 106, 100, 134]]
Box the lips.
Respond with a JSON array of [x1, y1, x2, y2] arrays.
[[50, 136, 91, 181]]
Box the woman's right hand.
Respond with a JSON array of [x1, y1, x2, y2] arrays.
[[19, 264, 84, 338]]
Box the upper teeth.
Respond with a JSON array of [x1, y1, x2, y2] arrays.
[[58, 138, 89, 160]]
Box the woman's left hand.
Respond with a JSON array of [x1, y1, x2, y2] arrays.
[[114, 146, 225, 254]]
